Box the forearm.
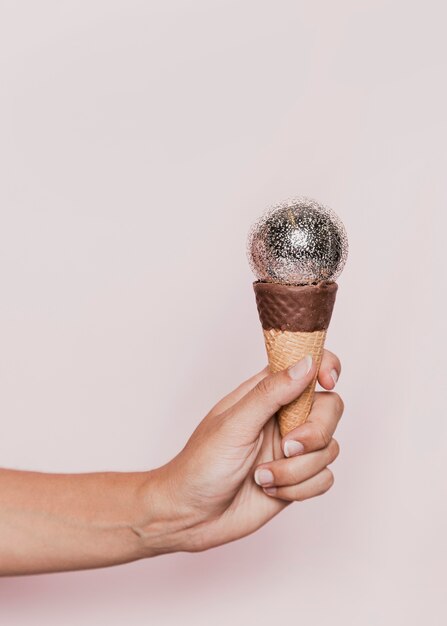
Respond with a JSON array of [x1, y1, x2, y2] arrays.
[[0, 467, 179, 575]]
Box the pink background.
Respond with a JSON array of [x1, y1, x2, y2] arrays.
[[0, 1, 445, 624]]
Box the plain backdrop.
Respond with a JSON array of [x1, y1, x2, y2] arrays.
[[0, 1, 446, 624]]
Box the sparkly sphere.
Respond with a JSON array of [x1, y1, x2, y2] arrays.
[[247, 197, 348, 285]]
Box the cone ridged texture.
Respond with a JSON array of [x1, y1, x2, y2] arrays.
[[262, 328, 327, 436], [253, 281, 337, 437]]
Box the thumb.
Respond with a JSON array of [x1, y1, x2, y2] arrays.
[[224, 355, 315, 441]]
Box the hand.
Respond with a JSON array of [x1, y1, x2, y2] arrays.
[[142, 350, 344, 554], [0, 350, 343, 574]]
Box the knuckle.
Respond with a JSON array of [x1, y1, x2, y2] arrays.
[[316, 424, 331, 448], [255, 375, 276, 398], [327, 438, 340, 462], [320, 468, 335, 492], [333, 354, 342, 371], [331, 392, 345, 416]]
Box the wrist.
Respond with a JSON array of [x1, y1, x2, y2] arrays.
[[133, 465, 199, 557]]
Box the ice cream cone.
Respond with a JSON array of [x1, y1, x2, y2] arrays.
[[254, 281, 337, 437]]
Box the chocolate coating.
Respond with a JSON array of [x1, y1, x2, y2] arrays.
[[253, 281, 338, 332]]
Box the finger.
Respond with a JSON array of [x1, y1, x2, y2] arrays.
[[209, 367, 269, 416], [254, 439, 339, 488], [263, 468, 335, 502], [210, 349, 339, 418], [317, 349, 341, 390], [282, 391, 344, 458], [223, 355, 316, 441]]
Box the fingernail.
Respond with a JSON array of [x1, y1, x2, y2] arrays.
[[284, 440, 305, 457], [254, 468, 274, 487], [263, 487, 277, 496], [330, 369, 339, 386], [288, 355, 313, 380]]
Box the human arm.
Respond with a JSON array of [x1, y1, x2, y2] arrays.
[[0, 350, 343, 575]]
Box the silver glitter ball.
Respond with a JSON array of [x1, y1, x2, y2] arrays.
[[247, 197, 348, 285]]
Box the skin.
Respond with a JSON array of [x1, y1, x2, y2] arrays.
[[0, 350, 343, 576]]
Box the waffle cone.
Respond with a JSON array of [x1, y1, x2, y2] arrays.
[[253, 281, 338, 437], [263, 328, 327, 436]]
